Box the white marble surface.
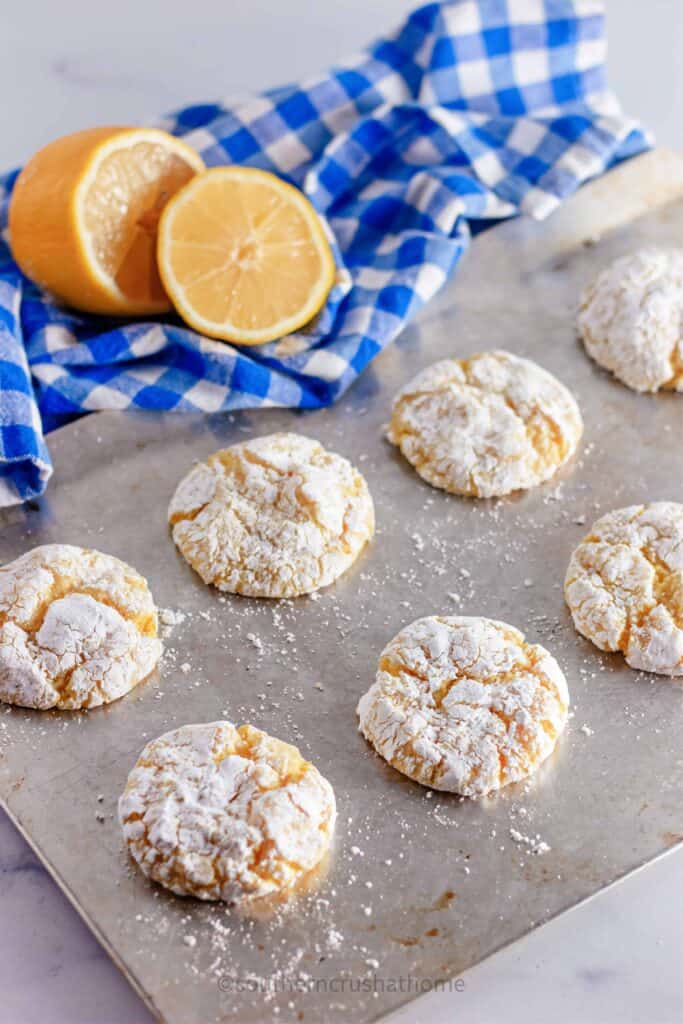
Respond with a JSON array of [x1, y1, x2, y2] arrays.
[[1, 2, 682, 1022]]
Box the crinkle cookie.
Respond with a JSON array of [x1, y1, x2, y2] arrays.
[[577, 247, 683, 393], [357, 615, 569, 797], [119, 721, 336, 905], [387, 350, 583, 498], [565, 502, 683, 675], [168, 432, 375, 598], [0, 544, 161, 710]]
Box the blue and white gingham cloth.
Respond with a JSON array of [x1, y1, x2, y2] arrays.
[[0, 0, 648, 506]]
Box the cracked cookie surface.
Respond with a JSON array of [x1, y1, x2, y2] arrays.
[[119, 721, 336, 904], [387, 350, 582, 498], [168, 432, 375, 598], [578, 248, 683, 393], [357, 616, 569, 797], [0, 544, 161, 710], [565, 503, 683, 675]]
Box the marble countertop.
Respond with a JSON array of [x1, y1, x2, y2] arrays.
[[2, 2, 682, 1022]]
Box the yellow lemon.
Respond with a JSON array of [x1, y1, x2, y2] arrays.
[[157, 166, 335, 345], [9, 126, 205, 315]]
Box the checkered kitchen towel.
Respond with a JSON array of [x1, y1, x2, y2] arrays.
[[0, 0, 648, 506]]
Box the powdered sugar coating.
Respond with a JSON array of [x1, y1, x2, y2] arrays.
[[357, 616, 569, 798], [578, 247, 683, 393], [119, 721, 336, 904], [387, 351, 583, 498], [565, 502, 683, 675], [168, 432, 375, 598], [0, 544, 161, 710]]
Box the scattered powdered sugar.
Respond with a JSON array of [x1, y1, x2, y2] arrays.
[[509, 828, 551, 855], [159, 608, 186, 629], [246, 632, 264, 654]]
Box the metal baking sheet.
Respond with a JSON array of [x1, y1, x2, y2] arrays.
[[2, 151, 683, 1024]]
